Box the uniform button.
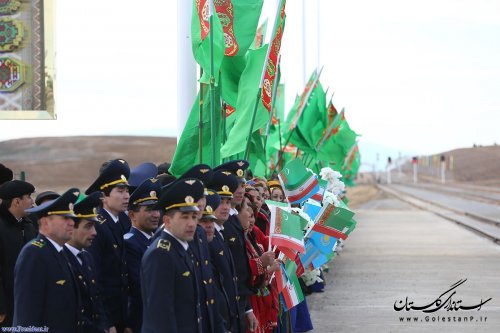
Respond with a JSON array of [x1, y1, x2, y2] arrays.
[[92, 279, 96, 284], [205, 260, 208, 265], [81, 309, 84, 313], [210, 298, 214, 304], [78, 275, 83, 280], [206, 301, 209, 306], [208, 278, 212, 283], [236, 296, 240, 301], [196, 262, 199, 266]]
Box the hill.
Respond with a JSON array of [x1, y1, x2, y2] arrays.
[[0, 136, 177, 192], [401, 144, 500, 185]]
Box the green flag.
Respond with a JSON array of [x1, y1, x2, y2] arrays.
[[169, 85, 222, 177], [191, 0, 225, 79], [220, 45, 269, 158]]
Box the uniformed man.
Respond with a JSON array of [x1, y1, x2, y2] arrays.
[[197, 190, 220, 243], [123, 178, 161, 333], [13, 188, 82, 332], [179, 165, 226, 333], [86, 159, 130, 333], [141, 178, 204, 333], [214, 161, 256, 331], [207, 171, 244, 333], [0, 180, 37, 328], [64, 191, 115, 333]]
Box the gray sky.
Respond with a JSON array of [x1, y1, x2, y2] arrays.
[[1, 0, 499, 164]]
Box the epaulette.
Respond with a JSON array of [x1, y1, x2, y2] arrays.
[[124, 232, 134, 240], [31, 239, 45, 248], [96, 214, 106, 224], [157, 239, 171, 251]]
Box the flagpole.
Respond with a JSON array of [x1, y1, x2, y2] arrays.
[[209, 0, 217, 167], [198, 69, 204, 163], [275, 66, 323, 171], [244, 0, 284, 162], [262, 56, 282, 158]]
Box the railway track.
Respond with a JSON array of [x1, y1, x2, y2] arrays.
[[378, 184, 500, 244]]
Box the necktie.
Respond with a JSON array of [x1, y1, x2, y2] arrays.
[[77, 252, 87, 267]]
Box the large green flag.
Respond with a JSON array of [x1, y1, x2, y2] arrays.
[[335, 112, 359, 153], [191, 0, 225, 79], [286, 82, 326, 156], [342, 144, 360, 186], [220, 45, 269, 158], [216, 0, 264, 106], [169, 85, 222, 177]]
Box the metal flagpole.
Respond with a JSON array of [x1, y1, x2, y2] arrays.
[[177, 0, 197, 140]]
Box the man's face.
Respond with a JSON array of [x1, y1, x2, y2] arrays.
[[232, 184, 245, 206], [164, 210, 198, 242], [129, 206, 160, 233], [11, 194, 34, 217], [43, 215, 75, 245], [71, 219, 97, 249], [103, 186, 129, 215], [214, 197, 231, 224], [198, 218, 215, 242], [196, 197, 207, 219]]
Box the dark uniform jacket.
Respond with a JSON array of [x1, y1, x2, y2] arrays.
[[13, 235, 83, 333], [223, 214, 253, 332], [123, 227, 151, 333], [189, 225, 225, 333], [209, 227, 242, 333], [64, 246, 110, 333], [87, 208, 129, 328], [141, 231, 202, 333], [0, 207, 37, 327]]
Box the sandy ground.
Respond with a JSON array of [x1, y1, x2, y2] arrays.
[[307, 195, 500, 332]]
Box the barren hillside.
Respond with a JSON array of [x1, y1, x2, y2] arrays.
[[0, 136, 177, 192]]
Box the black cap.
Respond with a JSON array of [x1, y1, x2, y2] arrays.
[[214, 160, 249, 182], [129, 178, 162, 209], [157, 162, 171, 175], [207, 171, 238, 198], [128, 163, 158, 189], [74, 191, 103, 222], [178, 164, 213, 188], [154, 178, 204, 213], [0, 164, 13, 185], [0, 180, 35, 200], [201, 190, 220, 220], [157, 173, 177, 186], [26, 188, 80, 218], [86, 159, 130, 195], [35, 191, 60, 206]]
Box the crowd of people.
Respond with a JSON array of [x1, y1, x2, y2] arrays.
[[0, 159, 336, 333]]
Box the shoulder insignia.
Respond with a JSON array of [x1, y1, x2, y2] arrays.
[[56, 280, 66, 285], [31, 240, 45, 248], [158, 239, 171, 251], [124, 233, 133, 240], [182, 271, 190, 277], [219, 250, 224, 256], [97, 214, 106, 224], [229, 237, 236, 242]]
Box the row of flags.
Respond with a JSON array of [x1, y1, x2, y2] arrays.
[[171, 1, 363, 311], [171, 0, 361, 184], [267, 158, 357, 310]]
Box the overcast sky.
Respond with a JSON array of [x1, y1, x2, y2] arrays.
[[1, 0, 499, 164]]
